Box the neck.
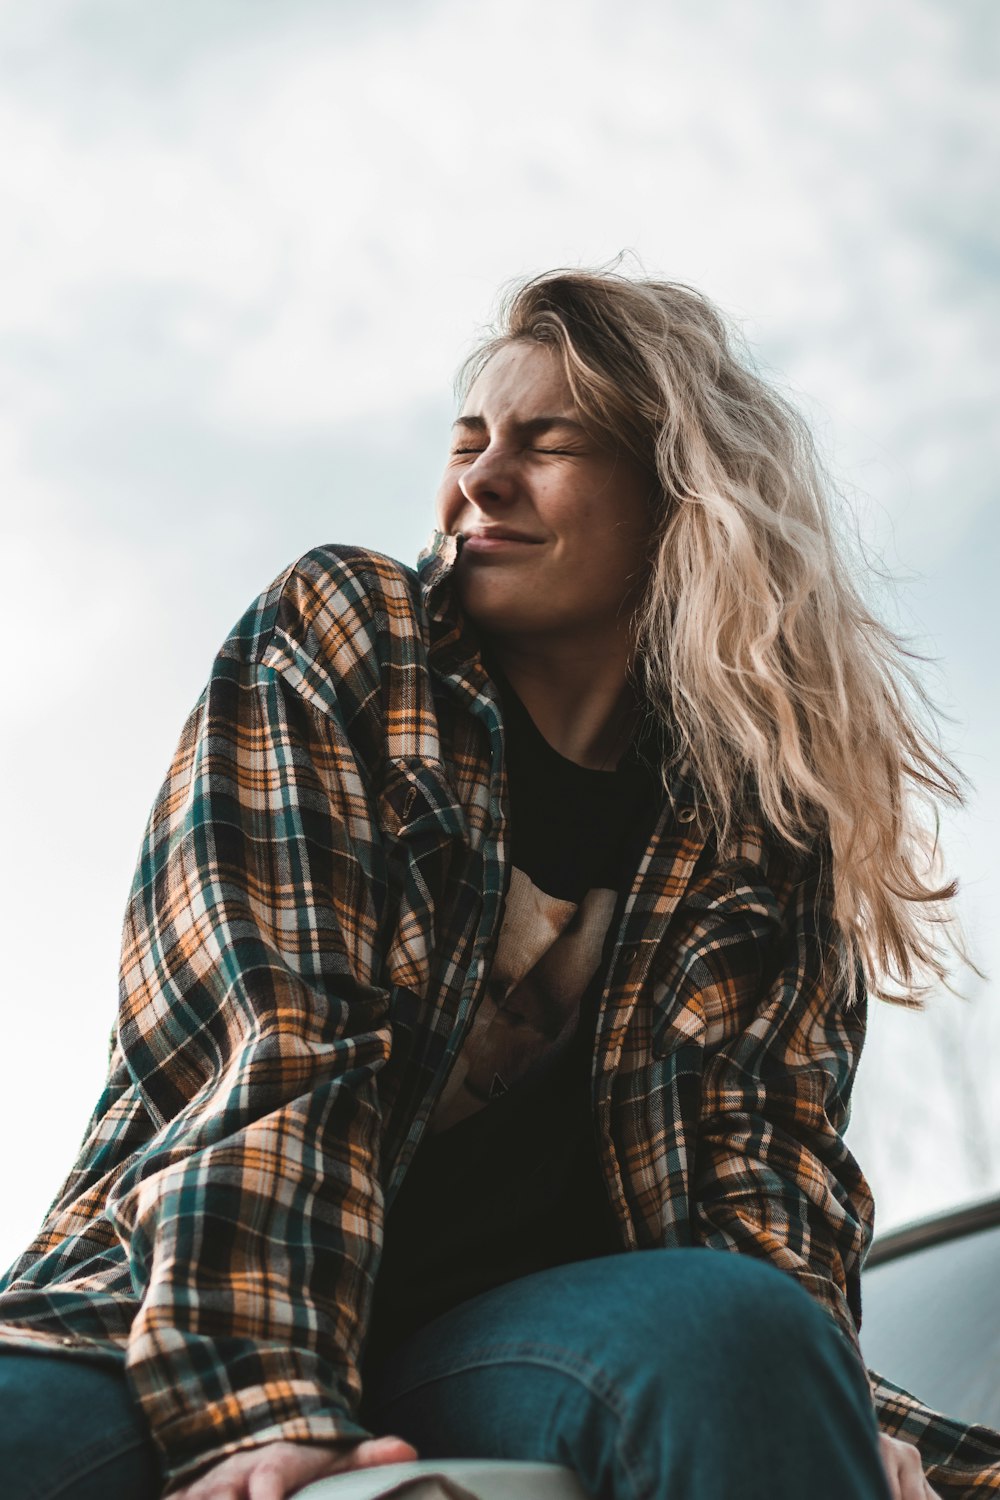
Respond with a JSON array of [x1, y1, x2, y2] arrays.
[[483, 627, 641, 771]]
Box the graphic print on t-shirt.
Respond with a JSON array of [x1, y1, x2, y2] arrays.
[[429, 866, 617, 1134]]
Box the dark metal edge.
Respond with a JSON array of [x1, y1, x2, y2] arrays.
[[864, 1191, 1000, 1268]]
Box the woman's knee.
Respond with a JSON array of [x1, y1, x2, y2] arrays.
[[667, 1246, 838, 1348], [605, 1248, 854, 1395], [527, 1248, 831, 1361]]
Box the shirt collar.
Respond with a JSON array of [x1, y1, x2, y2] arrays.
[[415, 526, 491, 695], [416, 525, 464, 621]]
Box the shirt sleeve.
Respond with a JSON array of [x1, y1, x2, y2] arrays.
[[107, 583, 393, 1489], [689, 840, 878, 1397]]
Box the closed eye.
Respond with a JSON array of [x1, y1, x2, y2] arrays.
[[451, 447, 578, 456]]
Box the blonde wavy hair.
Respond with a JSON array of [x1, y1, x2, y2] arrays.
[[455, 258, 981, 1010]]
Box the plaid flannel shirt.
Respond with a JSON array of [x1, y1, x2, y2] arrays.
[[2, 530, 998, 1495]]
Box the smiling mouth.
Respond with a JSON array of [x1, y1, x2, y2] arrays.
[[459, 531, 545, 553]]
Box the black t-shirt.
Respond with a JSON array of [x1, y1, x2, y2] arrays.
[[364, 653, 664, 1366]]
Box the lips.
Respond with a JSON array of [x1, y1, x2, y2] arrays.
[[459, 528, 544, 550]]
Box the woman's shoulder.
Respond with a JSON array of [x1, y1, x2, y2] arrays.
[[278, 541, 422, 623], [219, 542, 430, 714]]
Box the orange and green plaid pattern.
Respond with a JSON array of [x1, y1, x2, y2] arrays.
[[1, 531, 997, 1495]]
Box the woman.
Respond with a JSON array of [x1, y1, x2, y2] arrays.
[[1, 267, 998, 1500]]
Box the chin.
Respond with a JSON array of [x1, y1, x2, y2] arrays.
[[459, 579, 534, 631]]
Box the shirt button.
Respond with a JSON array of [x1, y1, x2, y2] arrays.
[[623, 947, 639, 966], [678, 806, 697, 823], [58, 1335, 77, 1346]]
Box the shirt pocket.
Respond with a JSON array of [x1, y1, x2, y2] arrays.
[[377, 758, 470, 998], [649, 864, 782, 1061]]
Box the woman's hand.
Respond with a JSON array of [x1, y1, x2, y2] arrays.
[[879, 1433, 943, 1500], [170, 1434, 419, 1500]]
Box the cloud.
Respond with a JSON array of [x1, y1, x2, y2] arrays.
[[1, 0, 998, 1263], [2, 0, 997, 478]]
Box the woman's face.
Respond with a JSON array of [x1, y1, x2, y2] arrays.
[[434, 341, 656, 649]]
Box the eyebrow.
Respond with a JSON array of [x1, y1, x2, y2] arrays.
[[450, 414, 589, 436]]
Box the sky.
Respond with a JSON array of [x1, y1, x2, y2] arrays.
[[1, 0, 998, 1270]]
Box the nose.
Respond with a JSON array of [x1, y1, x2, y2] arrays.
[[458, 443, 517, 509]]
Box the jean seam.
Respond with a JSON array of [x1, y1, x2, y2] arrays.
[[374, 1342, 655, 1500], [378, 1340, 629, 1408], [25, 1424, 152, 1500]]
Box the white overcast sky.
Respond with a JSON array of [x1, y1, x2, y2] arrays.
[[1, 0, 998, 1269]]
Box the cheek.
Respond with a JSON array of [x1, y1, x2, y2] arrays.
[[559, 507, 650, 604], [559, 502, 624, 564], [433, 478, 460, 531]]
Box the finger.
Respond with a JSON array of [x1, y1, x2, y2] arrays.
[[347, 1435, 419, 1470], [878, 1442, 902, 1500], [283, 1442, 391, 1491], [247, 1459, 287, 1500], [897, 1445, 928, 1500]]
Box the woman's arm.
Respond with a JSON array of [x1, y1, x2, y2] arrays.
[[98, 559, 398, 1491]]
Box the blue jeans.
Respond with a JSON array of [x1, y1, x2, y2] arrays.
[[0, 1249, 891, 1499], [0, 1349, 163, 1499]]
